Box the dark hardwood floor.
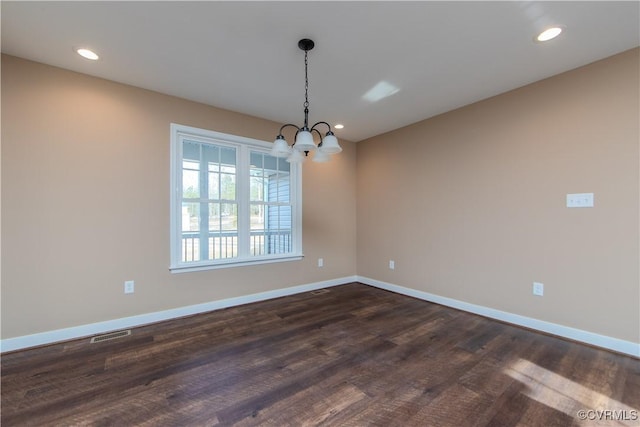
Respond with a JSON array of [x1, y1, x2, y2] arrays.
[[2, 283, 638, 426]]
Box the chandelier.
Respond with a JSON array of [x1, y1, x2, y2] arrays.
[[270, 39, 342, 163]]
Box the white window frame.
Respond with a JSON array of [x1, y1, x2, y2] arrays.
[[170, 123, 302, 272]]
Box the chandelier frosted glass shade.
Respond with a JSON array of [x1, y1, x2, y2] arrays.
[[319, 132, 342, 154], [312, 149, 331, 163], [294, 130, 316, 152], [286, 149, 306, 163], [270, 136, 292, 158]]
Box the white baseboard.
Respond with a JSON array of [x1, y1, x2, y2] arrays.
[[357, 276, 640, 358], [3, 275, 638, 358], [0, 276, 358, 353]]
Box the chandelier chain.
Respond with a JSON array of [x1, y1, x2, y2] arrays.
[[304, 50, 309, 109]]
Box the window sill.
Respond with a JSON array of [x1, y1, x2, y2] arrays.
[[169, 254, 304, 273]]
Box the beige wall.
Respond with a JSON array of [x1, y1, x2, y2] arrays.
[[3, 48, 639, 346], [357, 48, 639, 343], [1, 55, 357, 339]]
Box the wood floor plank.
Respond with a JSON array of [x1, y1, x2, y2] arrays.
[[409, 383, 495, 426], [2, 283, 638, 426]]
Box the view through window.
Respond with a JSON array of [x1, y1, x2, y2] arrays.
[[170, 124, 302, 271]]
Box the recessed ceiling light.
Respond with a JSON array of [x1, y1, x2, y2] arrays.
[[334, 124, 344, 129], [536, 27, 563, 42], [76, 48, 99, 60]]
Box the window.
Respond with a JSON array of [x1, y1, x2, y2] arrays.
[[170, 124, 302, 272]]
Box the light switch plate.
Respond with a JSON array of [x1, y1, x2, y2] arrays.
[[567, 193, 594, 208]]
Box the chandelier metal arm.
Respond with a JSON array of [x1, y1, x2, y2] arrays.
[[277, 123, 302, 137], [310, 121, 333, 134]]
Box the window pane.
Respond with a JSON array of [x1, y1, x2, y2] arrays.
[[181, 202, 201, 263], [221, 165, 235, 174], [209, 203, 220, 231], [209, 202, 237, 260], [221, 147, 236, 166], [208, 203, 238, 231], [275, 205, 293, 255], [206, 148, 236, 201], [250, 152, 263, 169], [254, 204, 292, 255], [273, 172, 290, 203], [183, 160, 200, 170], [264, 155, 277, 171], [250, 203, 265, 230], [247, 150, 293, 255], [250, 152, 265, 202], [221, 173, 236, 200], [181, 235, 201, 262], [183, 141, 200, 161], [181, 203, 200, 232], [208, 171, 219, 200], [182, 159, 200, 199], [278, 158, 290, 172], [250, 175, 265, 202], [183, 169, 199, 199], [221, 203, 238, 231], [210, 233, 237, 260], [203, 144, 219, 164]]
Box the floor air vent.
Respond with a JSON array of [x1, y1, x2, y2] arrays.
[[90, 330, 131, 344], [310, 289, 330, 295]]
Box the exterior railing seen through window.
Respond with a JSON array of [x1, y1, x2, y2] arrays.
[[181, 230, 292, 262]]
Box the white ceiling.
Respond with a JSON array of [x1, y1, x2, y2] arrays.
[[2, 1, 639, 142]]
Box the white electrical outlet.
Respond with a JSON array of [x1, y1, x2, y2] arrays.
[[124, 280, 135, 294], [389, 260, 395, 270], [533, 282, 544, 296], [318, 258, 324, 267]]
